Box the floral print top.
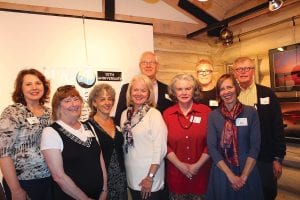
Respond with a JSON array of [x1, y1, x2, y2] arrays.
[[0, 103, 51, 180]]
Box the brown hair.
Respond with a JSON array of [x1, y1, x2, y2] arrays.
[[51, 85, 83, 120], [12, 68, 50, 105], [168, 73, 203, 103], [216, 74, 241, 103], [88, 83, 116, 117]]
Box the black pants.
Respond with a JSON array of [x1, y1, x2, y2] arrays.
[[3, 177, 52, 200], [129, 188, 164, 200], [257, 161, 277, 200]]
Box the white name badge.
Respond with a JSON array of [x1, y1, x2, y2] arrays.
[[165, 93, 172, 101], [260, 97, 270, 105], [190, 116, 201, 123], [235, 118, 248, 126], [27, 117, 39, 124], [209, 100, 219, 107]]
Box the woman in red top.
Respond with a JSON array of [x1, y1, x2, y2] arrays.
[[163, 73, 211, 200]]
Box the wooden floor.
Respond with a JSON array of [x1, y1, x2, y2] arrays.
[[277, 143, 300, 200]]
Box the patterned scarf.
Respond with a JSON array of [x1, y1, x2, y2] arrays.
[[123, 104, 150, 153], [219, 101, 243, 167]]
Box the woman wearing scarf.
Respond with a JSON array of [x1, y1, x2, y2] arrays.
[[206, 74, 263, 200], [121, 74, 167, 200]]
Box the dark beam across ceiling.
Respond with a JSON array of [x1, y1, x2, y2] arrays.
[[187, 2, 269, 38], [178, 0, 222, 37]]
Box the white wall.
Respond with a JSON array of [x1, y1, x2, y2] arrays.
[[0, 10, 154, 113]]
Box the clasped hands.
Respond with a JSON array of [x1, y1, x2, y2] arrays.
[[178, 162, 200, 180], [228, 174, 247, 191]]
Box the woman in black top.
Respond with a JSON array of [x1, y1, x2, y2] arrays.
[[41, 85, 107, 200], [87, 83, 127, 200]]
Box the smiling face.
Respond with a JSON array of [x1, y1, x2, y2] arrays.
[[233, 59, 255, 89], [196, 62, 213, 88], [59, 96, 83, 120], [130, 80, 149, 109], [139, 52, 159, 81], [174, 79, 194, 105], [22, 74, 44, 105], [93, 90, 114, 116], [219, 78, 237, 109]]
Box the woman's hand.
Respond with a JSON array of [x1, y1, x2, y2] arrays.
[[227, 173, 245, 191], [11, 187, 27, 200], [98, 190, 107, 200], [139, 177, 153, 199], [187, 163, 200, 176], [177, 162, 193, 179]]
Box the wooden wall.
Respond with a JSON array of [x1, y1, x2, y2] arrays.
[[154, 2, 300, 88]]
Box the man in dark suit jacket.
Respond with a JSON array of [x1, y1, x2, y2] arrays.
[[115, 51, 173, 126], [233, 56, 286, 200]]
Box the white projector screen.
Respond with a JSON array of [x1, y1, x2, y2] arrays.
[[0, 10, 154, 114]]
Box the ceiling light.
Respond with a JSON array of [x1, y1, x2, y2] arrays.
[[198, 0, 208, 2], [219, 27, 233, 46], [269, 0, 283, 11]]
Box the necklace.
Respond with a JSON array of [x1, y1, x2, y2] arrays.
[[177, 112, 194, 130]]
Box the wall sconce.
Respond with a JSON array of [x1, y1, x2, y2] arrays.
[[269, 0, 283, 11], [219, 27, 233, 46]]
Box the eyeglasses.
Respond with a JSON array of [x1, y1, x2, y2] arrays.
[[140, 61, 157, 66], [57, 85, 75, 92], [234, 67, 254, 73], [197, 70, 213, 76]]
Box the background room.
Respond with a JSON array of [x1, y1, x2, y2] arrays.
[[1, 0, 300, 199]]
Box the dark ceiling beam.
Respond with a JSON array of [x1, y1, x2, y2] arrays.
[[104, 0, 115, 20], [187, 2, 269, 38], [178, 0, 221, 36]]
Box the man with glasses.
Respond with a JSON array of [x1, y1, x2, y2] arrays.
[[195, 59, 218, 109], [115, 51, 173, 126], [233, 56, 286, 200]]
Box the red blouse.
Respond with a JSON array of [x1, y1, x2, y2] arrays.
[[163, 103, 211, 194]]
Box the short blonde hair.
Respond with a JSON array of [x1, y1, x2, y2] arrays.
[[126, 74, 156, 107], [168, 73, 203, 103], [233, 57, 255, 69]]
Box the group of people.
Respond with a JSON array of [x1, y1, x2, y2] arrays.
[[0, 51, 285, 200]]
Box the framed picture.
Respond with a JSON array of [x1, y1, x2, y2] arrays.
[[269, 43, 300, 92]]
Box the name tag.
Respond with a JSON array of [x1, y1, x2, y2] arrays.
[[27, 117, 39, 124], [209, 100, 219, 107], [260, 97, 270, 105], [190, 116, 201, 123], [165, 93, 172, 101], [235, 118, 248, 126]]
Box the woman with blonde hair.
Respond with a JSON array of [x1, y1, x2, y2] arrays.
[[121, 74, 167, 200]]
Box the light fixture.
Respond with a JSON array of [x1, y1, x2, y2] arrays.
[[198, 0, 208, 2], [219, 27, 233, 46], [269, 0, 283, 11]]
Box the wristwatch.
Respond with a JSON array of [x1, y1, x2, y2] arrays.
[[148, 172, 155, 178]]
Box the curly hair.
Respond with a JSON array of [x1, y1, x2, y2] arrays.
[[88, 83, 116, 118]]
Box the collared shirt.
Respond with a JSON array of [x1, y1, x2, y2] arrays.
[[163, 103, 211, 194], [153, 80, 158, 104], [238, 82, 257, 106], [0, 103, 51, 180]]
